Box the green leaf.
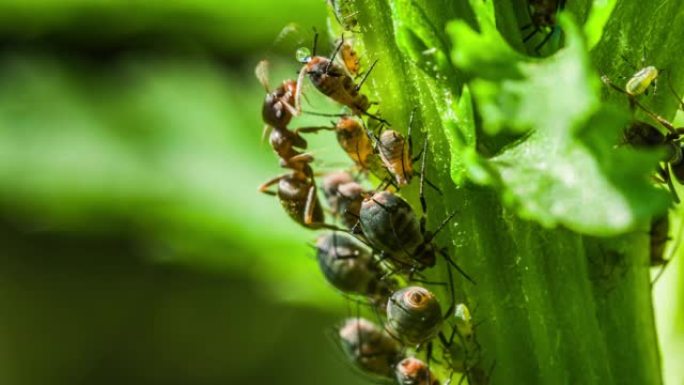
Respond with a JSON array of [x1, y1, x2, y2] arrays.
[[448, 9, 669, 235]]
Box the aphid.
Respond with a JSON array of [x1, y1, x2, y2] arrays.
[[328, 0, 359, 32], [256, 60, 312, 169], [521, 0, 565, 52], [626, 65, 659, 97], [316, 232, 394, 306], [386, 286, 443, 345], [395, 357, 440, 385], [358, 143, 473, 288], [439, 304, 480, 374], [295, 33, 385, 123], [259, 163, 326, 229], [650, 214, 670, 267], [298, 117, 378, 172], [375, 127, 414, 187], [337, 317, 403, 379], [322, 171, 365, 229], [337, 38, 362, 77]]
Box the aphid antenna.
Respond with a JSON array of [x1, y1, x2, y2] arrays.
[[302, 110, 350, 118], [354, 59, 378, 92], [652, 213, 684, 284], [666, 73, 684, 110], [439, 248, 476, 285]]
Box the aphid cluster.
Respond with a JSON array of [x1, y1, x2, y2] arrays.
[[602, 61, 684, 281], [256, 4, 485, 383]]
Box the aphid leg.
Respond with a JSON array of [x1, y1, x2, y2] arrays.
[[258, 174, 286, 195], [534, 29, 555, 53], [667, 73, 684, 110], [660, 165, 681, 204], [419, 137, 429, 216], [523, 27, 539, 43], [354, 59, 378, 92], [443, 262, 456, 320], [439, 247, 476, 285], [325, 37, 346, 74]]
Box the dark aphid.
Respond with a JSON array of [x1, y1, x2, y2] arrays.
[[316, 232, 394, 305], [337, 317, 403, 379], [395, 357, 440, 385], [259, 163, 326, 229], [521, 0, 565, 52], [295, 33, 385, 124], [358, 137, 473, 293], [650, 214, 670, 267], [322, 171, 365, 229], [386, 286, 443, 345], [328, 0, 359, 31]]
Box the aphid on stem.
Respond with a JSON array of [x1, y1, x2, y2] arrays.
[[395, 357, 440, 385], [295, 32, 387, 124]]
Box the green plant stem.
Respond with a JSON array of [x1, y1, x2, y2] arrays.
[[350, 0, 663, 384]]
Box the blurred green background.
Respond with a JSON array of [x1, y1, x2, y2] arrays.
[[0, 1, 681, 385]]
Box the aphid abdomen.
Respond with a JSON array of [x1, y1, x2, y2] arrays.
[[278, 176, 324, 228], [386, 286, 442, 345], [360, 192, 423, 259], [395, 357, 439, 385], [335, 117, 374, 167], [626, 66, 658, 96], [316, 232, 380, 294], [338, 318, 402, 379], [378, 130, 412, 185]]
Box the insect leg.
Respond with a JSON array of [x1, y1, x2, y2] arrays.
[[439, 248, 476, 285], [295, 125, 335, 134], [443, 262, 456, 320], [258, 174, 287, 195], [523, 27, 539, 43], [534, 29, 556, 53], [304, 184, 318, 225], [294, 66, 308, 115]]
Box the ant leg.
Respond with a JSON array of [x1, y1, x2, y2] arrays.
[[258, 174, 286, 195], [295, 125, 335, 134], [261, 124, 273, 143], [355, 59, 378, 92], [294, 66, 308, 115], [520, 23, 533, 31], [439, 248, 476, 285], [304, 184, 319, 225]]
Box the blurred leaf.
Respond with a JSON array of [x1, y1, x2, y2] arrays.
[[448, 5, 669, 236]]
